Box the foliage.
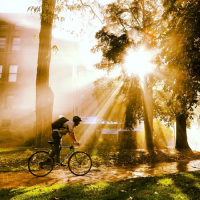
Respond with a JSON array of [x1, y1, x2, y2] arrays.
[[158, 0, 200, 120], [92, 0, 162, 69], [92, 30, 131, 70], [154, 0, 200, 149], [2, 171, 200, 199], [91, 0, 163, 135]]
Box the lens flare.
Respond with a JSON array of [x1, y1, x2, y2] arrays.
[[124, 47, 155, 79]]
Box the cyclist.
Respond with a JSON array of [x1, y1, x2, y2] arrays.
[[45, 116, 82, 166]]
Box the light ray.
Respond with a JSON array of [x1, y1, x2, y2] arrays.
[[124, 46, 155, 80]]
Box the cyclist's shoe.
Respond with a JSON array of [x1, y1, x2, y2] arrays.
[[60, 163, 66, 167], [39, 161, 44, 169]]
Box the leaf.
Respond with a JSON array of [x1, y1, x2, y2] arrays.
[[52, 188, 57, 193]]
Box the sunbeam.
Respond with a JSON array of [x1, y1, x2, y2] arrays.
[[124, 46, 155, 80]]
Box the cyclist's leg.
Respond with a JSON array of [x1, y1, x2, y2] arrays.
[[48, 131, 61, 163]]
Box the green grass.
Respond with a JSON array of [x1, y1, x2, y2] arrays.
[[1, 147, 200, 199], [0, 148, 34, 172], [1, 171, 200, 199]]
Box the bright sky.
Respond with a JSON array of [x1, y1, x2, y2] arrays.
[[0, 0, 107, 70], [0, 0, 115, 13], [0, 0, 38, 13]]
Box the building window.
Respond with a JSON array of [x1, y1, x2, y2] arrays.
[[0, 65, 2, 79], [8, 65, 18, 82], [12, 37, 21, 51], [14, 23, 22, 29], [2, 119, 11, 127], [5, 95, 14, 109], [0, 23, 8, 29], [0, 37, 6, 49]]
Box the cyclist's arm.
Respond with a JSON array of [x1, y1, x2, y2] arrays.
[[67, 131, 79, 145], [68, 132, 75, 142], [63, 121, 80, 145]]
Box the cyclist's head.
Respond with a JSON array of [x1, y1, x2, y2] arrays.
[[73, 116, 82, 126]]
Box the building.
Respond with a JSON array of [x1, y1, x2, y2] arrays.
[[0, 13, 99, 142], [0, 13, 139, 147]]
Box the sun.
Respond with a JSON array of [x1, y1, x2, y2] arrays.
[[124, 46, 155, 79]]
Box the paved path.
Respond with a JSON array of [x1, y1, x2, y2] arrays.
[[1, 160, 200, 189]]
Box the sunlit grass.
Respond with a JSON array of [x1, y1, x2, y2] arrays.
[[158, 178, 174, 186], [1, 171, 200, 199]]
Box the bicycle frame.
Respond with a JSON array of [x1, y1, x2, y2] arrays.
[[59, 145, 76, 165], [29, 142, 92, 177], [35, 142, 79, 165]]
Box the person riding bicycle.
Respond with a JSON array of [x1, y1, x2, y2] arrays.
[[46, 115, 82, 166]]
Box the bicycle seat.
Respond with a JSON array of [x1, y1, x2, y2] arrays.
[[48, 141, 54, 145]]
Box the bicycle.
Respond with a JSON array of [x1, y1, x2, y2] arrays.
[[28, 141, 92, 177]]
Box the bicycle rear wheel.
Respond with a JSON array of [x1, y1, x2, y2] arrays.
[[28, 151, 54, 177], [68, 151, 92, 176]]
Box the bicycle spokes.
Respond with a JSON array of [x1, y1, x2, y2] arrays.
[[68, 152, 92, 176], [28, 151, 54, 177]]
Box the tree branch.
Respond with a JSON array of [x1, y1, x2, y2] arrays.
[[112, 4, 127, 33], [79, 0, 103, 24]]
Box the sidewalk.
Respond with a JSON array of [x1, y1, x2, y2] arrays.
[[1, 160, 200, 189]]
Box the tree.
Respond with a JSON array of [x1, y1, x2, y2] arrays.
[[92, 0, 162, 150], [158, 0, 200, 150], [33, 0, 56, 147], [28, 0, 104, 146], [92, 74, 143, 127]]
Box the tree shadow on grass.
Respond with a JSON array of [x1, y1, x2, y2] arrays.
[[170, 171, 200, 200], [1, 170, 200, 200]]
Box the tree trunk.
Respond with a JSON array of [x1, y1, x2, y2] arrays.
[[35, 0, 56, 147], [143, 75, 154, 151], [175, 113, 191, 150]]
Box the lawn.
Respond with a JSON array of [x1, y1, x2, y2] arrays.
[[1, 147, 200, 199], [1, 171, 200, 199]]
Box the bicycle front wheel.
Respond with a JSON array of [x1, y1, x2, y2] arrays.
[[28, 151, 54, 177], [68, 151, 92, 176]]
